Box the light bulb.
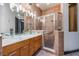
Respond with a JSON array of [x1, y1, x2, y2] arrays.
[[36, 4, 40, 7]]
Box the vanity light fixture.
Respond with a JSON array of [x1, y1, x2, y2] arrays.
[[46, 3, 50, 5], [36, 4, 40, 7], [29, 3, 32, 5], [10, 3, 22, 12]]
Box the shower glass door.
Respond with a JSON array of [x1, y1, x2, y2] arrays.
[[42, 14, 55, 50]]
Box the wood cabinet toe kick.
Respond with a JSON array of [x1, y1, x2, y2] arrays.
[[2, 35, 42, 56]]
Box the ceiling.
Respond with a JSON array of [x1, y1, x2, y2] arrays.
[[9, 3, 59, 19], [21, 3, 59, 11], [35, 3, 59, 10]]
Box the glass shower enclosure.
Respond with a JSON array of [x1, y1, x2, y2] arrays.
[[39, 12, 63, 52], [39, 13, 55, 52]]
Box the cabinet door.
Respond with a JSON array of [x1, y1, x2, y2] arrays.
[[20, 45, 29, 56], [38, 36, 42, 48], [29, 39, 35, 56], [9, 50, 20, 56], [29, 47, 34, 56], [34, 38, 39, 52], [34, 36, 42, 52]]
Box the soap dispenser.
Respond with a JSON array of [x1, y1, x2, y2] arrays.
[[10, 28, 13, 35]]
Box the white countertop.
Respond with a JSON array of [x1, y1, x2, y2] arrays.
[[2, 32, 42, 47]]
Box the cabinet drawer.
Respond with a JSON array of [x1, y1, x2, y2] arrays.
[[20, 45, 29, 56], [3, 40, 26, 56], [8, 49, 20, 56]]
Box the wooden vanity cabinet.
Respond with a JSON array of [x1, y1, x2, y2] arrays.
[[34, 38, 39, 52], [28, 35, 42, 56], [34, 36, 42, 52], [37, 36, 42, 48], [29, 38, 35, 56], [9, 49, 20, 56], [2, 35, 42, 56], [20, 39, 30, 56], [20, 45, 29, 56], [3, 40, 25, 56]]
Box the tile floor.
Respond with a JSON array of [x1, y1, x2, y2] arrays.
[[65, 51, 79, 56], [35, 50, 55, 56], [35, 49, 79, 56]]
